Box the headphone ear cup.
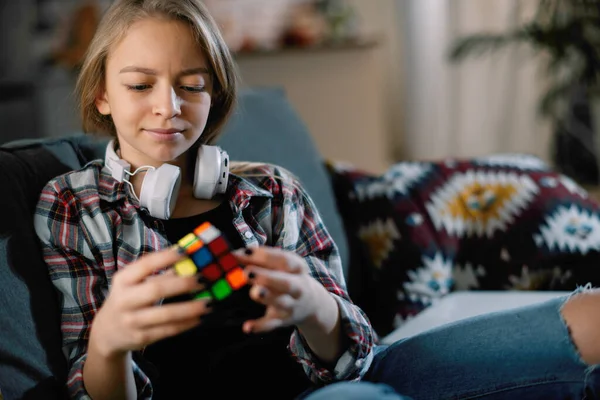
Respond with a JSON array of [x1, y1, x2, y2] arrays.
[[139, 164, 182, 219], [193, 145, 229, 199], [216, 151, 229, 195]]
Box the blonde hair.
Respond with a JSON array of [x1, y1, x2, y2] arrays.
[[76, 0, 239, 145]]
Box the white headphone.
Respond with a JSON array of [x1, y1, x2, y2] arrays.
[[104, 139, 229, 220]]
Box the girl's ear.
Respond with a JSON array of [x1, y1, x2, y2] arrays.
[[95, 90, 111, 115]]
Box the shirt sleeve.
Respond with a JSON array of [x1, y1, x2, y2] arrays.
[[270, 171, 376, 384], [33, 180, 153, 399]]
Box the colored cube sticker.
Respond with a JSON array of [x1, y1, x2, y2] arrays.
[[212, 278, 232, 300], [194, 290, 212, 300], [226, 267, 247, 290], [174, 222, 247, 301], [219, 253, 238, 272], [194, 222, 220, 243], [174, 258, 197, 277], [178, 233, 202, 254], [202, 264, 221, 281], [208, 236, 229, 256], [191, 247, 213, 268]]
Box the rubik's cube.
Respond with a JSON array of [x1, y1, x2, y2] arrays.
[[174, 222, 248, 301]]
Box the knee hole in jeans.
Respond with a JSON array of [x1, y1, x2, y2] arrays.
[[560, 286, 600, 366]]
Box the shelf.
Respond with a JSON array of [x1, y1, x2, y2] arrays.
[[233, 36, 381, 59]]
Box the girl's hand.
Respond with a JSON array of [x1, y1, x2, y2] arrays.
[[89, 246, 212, 358], [233, 247, 334, 334]]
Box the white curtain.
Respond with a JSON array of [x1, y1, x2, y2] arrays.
[[397, 0, 553, 163]]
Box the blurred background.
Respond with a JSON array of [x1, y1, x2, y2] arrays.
[[2, 0, 600, 185]]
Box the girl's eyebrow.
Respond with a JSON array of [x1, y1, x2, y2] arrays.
[[119, 66, 157, 75], [119, 66, 210, 77]]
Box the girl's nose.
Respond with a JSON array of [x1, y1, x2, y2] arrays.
[[152, 86, 181, 118]]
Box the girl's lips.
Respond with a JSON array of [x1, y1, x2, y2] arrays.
[[143, 129, 184, 141], [146, 128, 182, 134]]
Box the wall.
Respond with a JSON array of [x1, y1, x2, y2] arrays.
[[0, 0, 39, 143], [236, 45, 390, 174], [348, 0, 405, 162], [234, 0, 403, 174]]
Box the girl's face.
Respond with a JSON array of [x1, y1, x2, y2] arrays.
[[96, 17, 213, 169]]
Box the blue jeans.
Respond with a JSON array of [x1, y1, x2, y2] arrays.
[[301, 292, 600, 400]]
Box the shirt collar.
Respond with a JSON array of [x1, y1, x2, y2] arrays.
[[96, 161, 135, 204], [227, 173, 273, 199]]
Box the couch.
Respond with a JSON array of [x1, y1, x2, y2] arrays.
[[3, 87, 600, 399]]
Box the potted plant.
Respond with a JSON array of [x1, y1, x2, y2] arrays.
[[449, 0, 600, 185]]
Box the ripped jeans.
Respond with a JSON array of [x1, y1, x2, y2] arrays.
[[302, 290, 600, 400]]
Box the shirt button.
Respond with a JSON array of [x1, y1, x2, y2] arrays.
[[244, 231, 253, 239]]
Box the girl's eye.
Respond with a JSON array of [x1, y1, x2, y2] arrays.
[[181, 86, 205, 93], [127, 84, 151, 91]]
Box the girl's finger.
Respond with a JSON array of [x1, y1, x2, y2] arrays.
[[233, 247, 305, 274], [125, 273, 204, 308], [246, 267, 303, 299], [116, 246, 185, 286], [153, 268, 177, 277], [243, 314, 285, 334], [127, 298, 212, 329], [135, 318, 201, 347], [249, 285, 295, 312]]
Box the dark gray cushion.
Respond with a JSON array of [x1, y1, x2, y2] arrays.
[[0, 136, 113, 399], [0, 143, 76, 399]]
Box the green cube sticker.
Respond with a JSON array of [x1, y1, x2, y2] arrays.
[[212, 279, 232, 300], [194, 290, 212, 300]]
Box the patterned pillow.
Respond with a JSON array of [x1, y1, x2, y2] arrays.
[[327, 154, 600, 337]]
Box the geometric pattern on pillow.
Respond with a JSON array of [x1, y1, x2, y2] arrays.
[[327, 154, 600, 337]]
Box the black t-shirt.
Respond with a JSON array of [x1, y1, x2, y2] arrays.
[[142, 201, 312, 399]]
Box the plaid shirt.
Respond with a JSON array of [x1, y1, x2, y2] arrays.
[[33, 159, 375, 399]]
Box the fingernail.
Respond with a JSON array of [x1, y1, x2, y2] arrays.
[[174, 245, 186, 255], [259, 288, 266, 299], [244, 248, 253, 256]]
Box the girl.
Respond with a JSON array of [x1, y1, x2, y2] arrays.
[[34, 0, 373, 398], [33, 0, 600, 399]]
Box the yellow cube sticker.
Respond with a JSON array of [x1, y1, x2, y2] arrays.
[[174, 258, 197, 277], [178, 233, 198, 249]]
